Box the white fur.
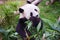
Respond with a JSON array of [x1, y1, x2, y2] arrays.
[[27, 0, 34, 2], [32, 0, 40, 5], [14, 0, 41, 19], [19, 4, 40, 19]]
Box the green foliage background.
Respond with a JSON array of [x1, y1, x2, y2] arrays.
[[0, 0, 60, 40]]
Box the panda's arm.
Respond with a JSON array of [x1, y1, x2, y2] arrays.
[[29, 16, 43, 30]]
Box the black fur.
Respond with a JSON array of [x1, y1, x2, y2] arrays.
[[19, 8, 24, 13], [16, 18, 34, 40], [30, 12, 33, 16], [35, 3, 40, 6], [35, 0, 42, 6], [16, 18, 27, 37], [27, 1, 31, 4], [29, 16, 41, 27], [16, 17, 43, 40], [34, 9, 37, 12]]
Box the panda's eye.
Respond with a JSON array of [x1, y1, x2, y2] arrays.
[[34, 9, 37, 12]]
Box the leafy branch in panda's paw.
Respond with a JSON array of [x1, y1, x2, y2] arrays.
[[25, 20, 32, 30], [25, 20, 44, 40]]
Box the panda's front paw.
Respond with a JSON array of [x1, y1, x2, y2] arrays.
[[29, 16, 40, 27]]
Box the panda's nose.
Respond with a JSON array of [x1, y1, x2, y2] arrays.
[[19, 8, 24, 13]]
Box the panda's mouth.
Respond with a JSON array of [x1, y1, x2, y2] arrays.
[[29, 16, 40, 27]]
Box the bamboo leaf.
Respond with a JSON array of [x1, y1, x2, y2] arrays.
[[27, 22, 32, 30], [37, 22, 41, 32]]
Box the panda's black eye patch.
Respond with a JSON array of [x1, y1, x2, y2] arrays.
[[19, 8, 24, 13], [34, 9, 37, 12], [27, 1, 31, 4], [30, 12, 33, 16]]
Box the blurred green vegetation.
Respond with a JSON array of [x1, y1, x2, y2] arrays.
[[0, 0, 60, 40]]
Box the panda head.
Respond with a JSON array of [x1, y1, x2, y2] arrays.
[[18, 0, 41, 19]]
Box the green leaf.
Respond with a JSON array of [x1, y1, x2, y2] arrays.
[[37, 22, 41, 32], [45, 31, 51, 37], [27, 22, 32, 30], [10, 32, 18, 38], [0, 27, 6, 34], [42, 18, 60, 32], [6, 26, 14, 33]]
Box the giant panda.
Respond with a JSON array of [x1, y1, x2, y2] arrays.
[[14, 0, 43, 40]]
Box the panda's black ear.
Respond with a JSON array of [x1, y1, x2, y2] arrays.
[[19, 8, 24, 13], [27, 0, 34, 4]]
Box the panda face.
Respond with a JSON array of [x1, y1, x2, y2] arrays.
[[19, 4, 40, 19]]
